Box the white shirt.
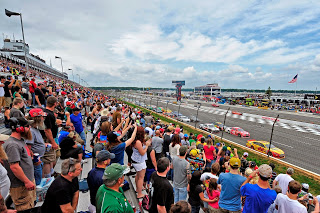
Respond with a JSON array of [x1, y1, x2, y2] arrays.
[[275, 174, 293, 194], [0, 84, 4, 97], [200, 172, 218, 181], [274, 193, 307, 213], [145, 127, 153, 137]]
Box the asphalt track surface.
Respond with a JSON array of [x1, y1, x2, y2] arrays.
[[127, 93, 320, 175]]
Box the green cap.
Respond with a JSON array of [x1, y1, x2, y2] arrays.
[[222, 146, 228, 151], [102, 163, 129, 181]]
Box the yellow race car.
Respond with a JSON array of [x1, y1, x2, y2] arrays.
[[246, 140, 285, 158]]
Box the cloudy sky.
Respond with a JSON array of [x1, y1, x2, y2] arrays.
[[1, 0, 320, 90]]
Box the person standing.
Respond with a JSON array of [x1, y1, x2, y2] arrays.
[[0, 76, 6, 112], [87, 150, 115, 209], [41, 158, 82, 213], [35, 82, 45, 107], [3, 117, 35, 212], [273, 168, 294, 194], [4, 75, 14, 108], [150, 157, 174, 213], [217, 157, 246, 213], [152, 130, 164, 160], [96, 163, 133, 213], [241, 164, 277, 213], [172, 146, 190, 203], [112, 106, 121, 128], [70, 107, 86, 144], [29, 77, 36, 105]]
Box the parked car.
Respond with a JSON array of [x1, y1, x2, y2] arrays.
[[178, 115, 191, 122], [199, 123, 219, 133], [230, 127, 250, 138]]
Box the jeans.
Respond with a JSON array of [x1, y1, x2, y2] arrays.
[[34, 163, 43, 185], [31, 93, 35, 105], [174, 186, 187, 203], [79, 131, 86, 144], [191, 205, 200, 213]]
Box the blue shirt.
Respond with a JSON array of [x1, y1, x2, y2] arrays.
[[140, 118, 145, 128], [110, 143, 126, 165], [87, 167, 104, 206], [217, 173, 246, 211], [57, 130, 70, 144], [241, 183, 277, 213], [70, 113, 83, 134]]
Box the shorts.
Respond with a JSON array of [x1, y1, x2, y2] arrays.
[[42, 148, 56, 164], [132, 161, 147, 172], [28, 91, 32, 100], [0, 96, 4, 107], [144, 168, 155, 183], [218, 207, 242, 213], [208, 206, 219, 213], [10, 181, 36, 211], [4, 97, 12, 108], [22, 93, 29, 100]]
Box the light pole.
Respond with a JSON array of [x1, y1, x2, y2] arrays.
[[68, 68, 74, 82], [195, 103, 201, 129], [221, 107, 230, 141], [55, 56, 64, 80], [76, 74, 80, 85], [150, 97, 153, 107], [166, 100, 169, 114], [177, 101, 181, 118], [5, 9, 29, 72], [156, 98, 160, 112]]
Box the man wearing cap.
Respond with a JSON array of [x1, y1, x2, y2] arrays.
[[152, 130, 164, 161], [35, 82, 45, 107], [96, 163, 133, 213], [217, 157, 246, 213], [25, 108, 47, 186], [87, 150, 115, 209], [172, 146, 190, 203], [3, 117, 36, 212], [41, 158, 82, 213], [273, 167, 294, 194], [241, 164, 277, 213]]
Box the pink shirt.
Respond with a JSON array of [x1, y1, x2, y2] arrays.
[[207, 189, 220, 209], [204, 145, 215, 160]]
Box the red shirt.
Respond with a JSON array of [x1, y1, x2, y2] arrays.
[[204, 145, 215, 160], [29, 80, 36, 93]]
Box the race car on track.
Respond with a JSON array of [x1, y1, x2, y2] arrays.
[[232, 111, 243, 115], [230, 127, 250, 138], [246, 140, 285, 158], [212, 103, 219, 107], [199, 123, 219, 133], [213, 122, 226, 131]]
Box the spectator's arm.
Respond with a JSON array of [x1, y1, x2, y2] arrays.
[[8, 79, 14, 89], [44, 129, 58, 149], [200, 192, 217, 203], [0, 83, 4, 88], [135, 140, 149, 156], [65, 112, 71, 125], [118, 123, 132, 140], [242, 170, 258, 187], [71, 190, 79, 210], [59, 203, 74, 213], [272, 179, 278, 188], [233, 148, 239, 158], [10, 162, 35, 190], [150, 149, 157, 171], [125, 124, 137, 147], [35, 95, 41, 106], [157, 205, 166, 213], [311, 197, 319, 213]]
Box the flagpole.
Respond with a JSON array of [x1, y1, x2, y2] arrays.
[[295, 81, 297, 97]]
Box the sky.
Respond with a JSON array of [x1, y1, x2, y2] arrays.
[[1, 0, 320, 90]]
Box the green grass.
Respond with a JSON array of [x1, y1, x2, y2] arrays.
[[125, 101, 320, 195]]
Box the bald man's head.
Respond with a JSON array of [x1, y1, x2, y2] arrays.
[[155, 130, 160, 136]]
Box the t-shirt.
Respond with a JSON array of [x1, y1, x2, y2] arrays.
[[162, 134, 172, 153], [87, 167, 104, 206], [96, 185, 134, 213], [4, 81, 11, 97], [188, 185, 203, 206], [70, 113, 84, 134], [25, 127, 46, 157], [203, 145, 215, 160], [217, 173, 246, 211], [21, 82, 29, 92], [9, 107, 24, 119], [207, 189, 220, 209], [274, 174, 293, 194], [200, 173, 218, 188], [241, 183, 277, 213], [29, 81, 36, 93], [112, 111, 121, 127], [151, 136, 163, 154], [44, 108, 58, 139], [150, 172, 174, 213], [60, 137, 76, 159], [110, 143, 126, 165], [0, 85, 4, 97], [187, 157, 205, 173], [172, 156, 189, 188], [41, 176, 79, 213], [274, 193, 307, 213], [35, 88, 45, 105], [3, 136, 34, 187], [58, 130, 70, 144]]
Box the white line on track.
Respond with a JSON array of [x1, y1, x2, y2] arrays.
[[272, 141, 293, 148], [291, 125, 307, 133], [257, 119, 266, 124], [277, 123, 291, 129]]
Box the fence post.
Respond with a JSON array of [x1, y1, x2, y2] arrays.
[[268, 114, 280, 157], [194, 103, 201, 129], [221, 107, 230, 142]]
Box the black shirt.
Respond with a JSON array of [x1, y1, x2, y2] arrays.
[[60, 137, 75, 159], [35, 88, 45, 105], [188, 184, 203, 206], [41, 176, 79, 213], [163, 134, 172, 154], [146, 146, 155, 169], [4, 81, 11, 97], [44, 108, 58, 138], [150, 172, 174, 213]]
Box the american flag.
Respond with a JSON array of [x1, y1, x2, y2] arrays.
[[288, 74, 298, 83]]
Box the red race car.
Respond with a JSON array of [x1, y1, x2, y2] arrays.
[[212, 103, 219, 107], [230, 127, 250, 138], [232, 111, 243, 115]]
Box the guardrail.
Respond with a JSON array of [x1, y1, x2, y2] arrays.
[[125, 100, 320, 183]]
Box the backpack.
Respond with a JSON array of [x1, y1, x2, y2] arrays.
[[142, 177, 154, 211]]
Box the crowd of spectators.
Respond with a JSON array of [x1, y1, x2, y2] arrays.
[[0, 56, 318, 213]]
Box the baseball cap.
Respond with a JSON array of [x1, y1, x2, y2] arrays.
[[243, 152, 248, 157], [302, 183, 309, 190], [229, 157, 241, 167], [61, 91, 67, 95], [287, 168, 294, 175], [96, 150, 115, 162], [156, 126, 161, 130], [216, 143, 221, 146], [222, 146, 228, 151], [258, 164, 272, 178], [316, 195, 320, 203], [174, 128, 180, 134], [190, 149, 199, 157], [0, 134, 9, 142], [29, 108, 47, 117], [184, 134, 188, 138], [250, 161, 257, 167], [102, 163, 130, 180], [106, 132, 118, 142]]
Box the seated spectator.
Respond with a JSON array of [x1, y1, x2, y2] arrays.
[[241, 164, 277, 213], [87, 150, 115, 211], [0, 134, 10, 200], [9, 97, 24, 119], [59, 131, 83, 161], [96, 163, 133, 213], [41, 158, 81, 213]]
